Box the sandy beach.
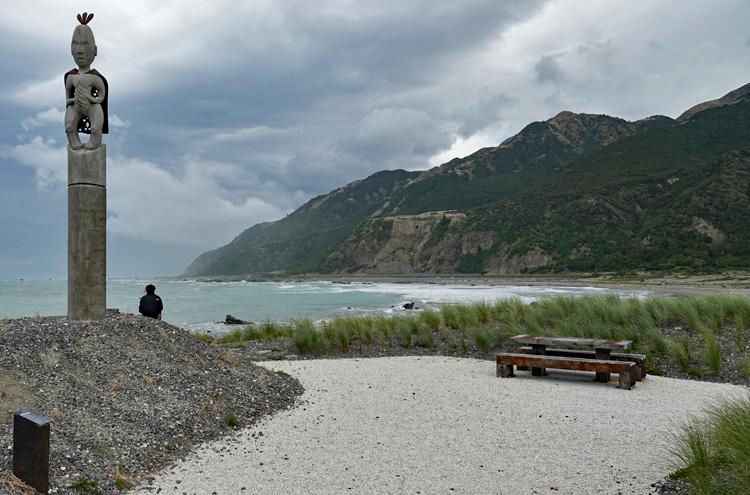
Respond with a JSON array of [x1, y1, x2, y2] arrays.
[[137, 356, 746, 495]]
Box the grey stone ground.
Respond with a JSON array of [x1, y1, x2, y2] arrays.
[[137, 357, 746, 495]]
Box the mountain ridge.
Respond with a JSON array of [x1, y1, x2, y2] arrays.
[[185, 83, 750, 276]]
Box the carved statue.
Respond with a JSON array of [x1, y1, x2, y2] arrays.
[[64, 13, 108, 150]]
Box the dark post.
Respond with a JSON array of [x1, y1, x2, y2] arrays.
[[13, 411, 50, 495]]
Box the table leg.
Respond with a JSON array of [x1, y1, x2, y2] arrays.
[[531, 344, 547, 376], [595, 348, 610, 382]]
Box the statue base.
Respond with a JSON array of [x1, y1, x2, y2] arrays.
[[68, 144, 106, 320]]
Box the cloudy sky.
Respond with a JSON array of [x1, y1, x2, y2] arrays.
[[1, 0, 748, 279]]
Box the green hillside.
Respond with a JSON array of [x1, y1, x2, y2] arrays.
[[447, 97, 750, 273], [383, 112, 674, 215], [185, 83, 750, 276], [184, 169, 417, 276]]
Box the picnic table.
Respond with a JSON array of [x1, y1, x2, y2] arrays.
[[510, 334, 632, 382], [496, 334, 646, 389]]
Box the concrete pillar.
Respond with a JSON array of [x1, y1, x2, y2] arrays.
[[68, 144, 106, 320]]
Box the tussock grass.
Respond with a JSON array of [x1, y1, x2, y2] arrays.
[[207, 296, 750, 374], [740, 353, 750, 379], [668, 336, 692, 372], [419, 309, 442, 330], [333, 325, 350, 352], [398, 324, 413, 348], [292, 318, 329, 354], [473, 301, 493, 325], [217, 320, 293, 344], [698, 327, 722, 375], [192, 333, 216, 344], [471, 329, 491, 353], [440, 304, 462, 329], [670, 396, 750, 495], [415, 326, 434, 348]]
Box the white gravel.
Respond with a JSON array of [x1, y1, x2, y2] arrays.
[[137, 356, 747, 495]]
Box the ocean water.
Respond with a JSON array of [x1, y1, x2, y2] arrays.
[[0, 278, 649, 334]]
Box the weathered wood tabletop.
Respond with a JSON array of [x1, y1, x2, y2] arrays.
[[510, 334, 631, 351]]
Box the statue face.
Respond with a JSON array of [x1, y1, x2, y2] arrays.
[[71, 26, 97, 68]]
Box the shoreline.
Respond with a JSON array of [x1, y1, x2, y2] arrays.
[[175, 272, 750, 297]]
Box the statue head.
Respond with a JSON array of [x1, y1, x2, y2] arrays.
[[71, 13, 97, 69]]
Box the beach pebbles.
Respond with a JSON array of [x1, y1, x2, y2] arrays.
[[0, 313, 303, 494]]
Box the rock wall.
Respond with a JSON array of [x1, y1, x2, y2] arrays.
[[325, 212, 552, 274]]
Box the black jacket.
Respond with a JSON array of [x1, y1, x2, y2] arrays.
[[139, 293, 163, 318]]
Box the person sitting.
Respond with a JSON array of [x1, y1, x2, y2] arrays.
[[139, 284, 163, 320]]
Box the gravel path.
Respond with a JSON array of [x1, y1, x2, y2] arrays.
[[138, 357, 746, 495]]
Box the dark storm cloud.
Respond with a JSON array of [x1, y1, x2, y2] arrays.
[[534, 53, 566, 84], [1, 0, 749, 277]]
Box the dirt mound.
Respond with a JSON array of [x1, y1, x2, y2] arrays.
[[0, 313, 303, 494]]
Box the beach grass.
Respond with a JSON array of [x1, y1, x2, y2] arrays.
[[292, 318, 329, 353], [740, 353, 750, 379], [670, 395, 750, 495], [668, 336, 691, 372], [202, 294, 750, 373]]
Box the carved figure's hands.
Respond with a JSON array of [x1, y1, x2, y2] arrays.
[[74, 86, 90, 114]]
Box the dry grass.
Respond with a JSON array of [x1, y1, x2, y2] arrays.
[[119, 314, 136, 326], [195, 390, 224, 422], [218, 351, 239, 365], [106, 378, 122, 392], [0, 472, 37, 495]]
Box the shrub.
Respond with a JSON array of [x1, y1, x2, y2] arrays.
[[224, 413, 239, 428]]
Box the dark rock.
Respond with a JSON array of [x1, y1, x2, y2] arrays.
[[225, 315, 247, 325], [402, 302, 415, 310]]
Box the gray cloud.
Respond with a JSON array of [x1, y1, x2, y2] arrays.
[[1, 0, 750, 277], [534, 53, 567, 84], [452, 90, 515, 138]]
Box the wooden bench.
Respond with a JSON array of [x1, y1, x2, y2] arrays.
[[516, 347, 647, 381], [496, 353, 637, 390]]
